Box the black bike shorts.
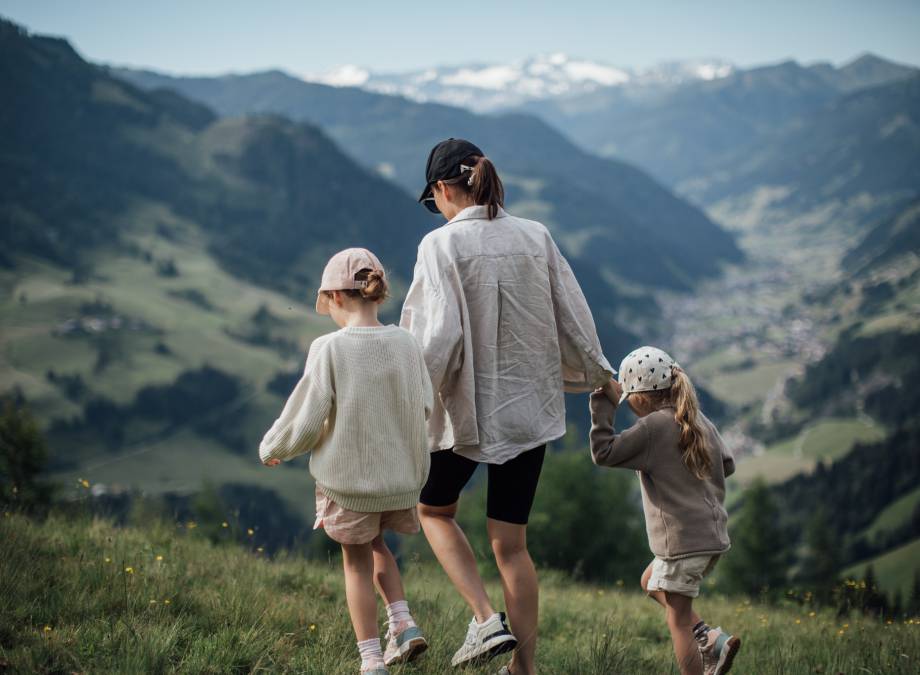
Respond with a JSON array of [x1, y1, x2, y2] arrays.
[[419, 444, 546, 525]]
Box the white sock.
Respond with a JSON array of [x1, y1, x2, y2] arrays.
[[357, 637, 383, 669], [386, 600, 413, 628]]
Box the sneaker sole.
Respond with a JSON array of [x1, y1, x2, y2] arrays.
[[453, 635, 518, 668], [714, 636, 741, 675], [384, 637, 428, 667]]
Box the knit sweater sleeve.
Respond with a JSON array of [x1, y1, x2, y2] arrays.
[[258, 337, 334, 464], [588, 392, 650, 470]]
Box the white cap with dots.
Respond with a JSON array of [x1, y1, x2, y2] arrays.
[[617, 346, 677, 405]]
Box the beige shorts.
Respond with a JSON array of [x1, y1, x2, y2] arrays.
[[647, 554, 721, 598], [313, 486, 420, 545]]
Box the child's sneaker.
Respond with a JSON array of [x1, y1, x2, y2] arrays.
[[360, 667, 388, 675], [383, 620, 428, 666], [450, 612, 517, 667], [699, 627, 741, 675]]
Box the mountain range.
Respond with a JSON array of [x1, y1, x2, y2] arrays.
[[113, 66, 742, 297], [1, 16, 748, 521], [303, 53, 736, 110], [513, 54, 920, 193], [3, 13, 920, 598]]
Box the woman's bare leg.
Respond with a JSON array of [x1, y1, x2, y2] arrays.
[[417, 502, 495, 622], [488, 518, 538, 675]]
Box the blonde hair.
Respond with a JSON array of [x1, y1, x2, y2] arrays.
[[630, 366, 711, 479]]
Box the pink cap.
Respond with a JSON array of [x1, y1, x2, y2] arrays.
[[315, 248, 386, 315]]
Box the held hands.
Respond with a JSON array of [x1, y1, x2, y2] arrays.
[[593, 377, 622, 405], [263, 458, 281, 467]]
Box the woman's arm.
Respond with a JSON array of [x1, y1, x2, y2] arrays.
[[546, 236, 615, 392], [589, 393, 650, 470], [400, 241, 463, 395], [259, 338, 334, 464]]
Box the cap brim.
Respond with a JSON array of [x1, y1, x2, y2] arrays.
[[618, 390, 629, 405], [315, 292, 330, 315], [418, 185, 441, 214]]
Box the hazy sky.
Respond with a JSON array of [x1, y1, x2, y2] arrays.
[[2, 0, 919, 75]]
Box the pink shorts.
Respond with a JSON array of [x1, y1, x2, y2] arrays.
[[313, 486, 420, 545]]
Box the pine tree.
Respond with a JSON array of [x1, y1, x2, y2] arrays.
[[797, 506, 840, 603], [909, 569, 920, 615], [0, 392, 52, 509], [720, 478, 791, 599], [861, 565, 888, 617]]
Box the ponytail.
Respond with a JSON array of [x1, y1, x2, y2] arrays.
[[326, 267, 389, 304], [467, 156, 504, 220], [442, 155, 505, 220], [358, 268, 388, 302], [670, 367, 711, 479]]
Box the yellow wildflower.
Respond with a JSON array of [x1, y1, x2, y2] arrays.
[[43, 625, 52, 633], [222, 521, 229, 528], [186, 521, 197, 529], [164, 599, 171, 605], [309, 624, 316, 631], [149, 599, 157, 605], [155, 555, 163, 561], [104, 557, 111, 563], [78, 478, 90, 489], [247, 528, 255, 537], [257, 547, 264, 553], [795, 619, 801, 624], [124, 566, 134, 574]]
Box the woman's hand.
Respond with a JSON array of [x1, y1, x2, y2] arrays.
[[263, 458, 281, 467]]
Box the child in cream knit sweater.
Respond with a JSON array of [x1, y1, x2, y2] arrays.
[[259, 248, 433, 675]]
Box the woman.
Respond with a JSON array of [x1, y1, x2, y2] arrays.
[[400, 138, 614, 674]]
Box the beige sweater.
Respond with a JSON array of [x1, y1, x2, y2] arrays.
[[259, 326, 433, 512], [589, 393, 735, 560]]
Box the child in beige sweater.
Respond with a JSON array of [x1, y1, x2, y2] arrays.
[[260, 248, 433, 675], [589, 346, 741, 675]]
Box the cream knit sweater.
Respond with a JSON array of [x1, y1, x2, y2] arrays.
[[259, 325, 433, 512]]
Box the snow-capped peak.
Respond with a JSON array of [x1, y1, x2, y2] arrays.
[[306, 64, 369, 87], [300, 55, 734, 110]]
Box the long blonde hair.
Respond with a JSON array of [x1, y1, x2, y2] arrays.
[[631, 366, 711, 479], [670, 367, 711, 480]]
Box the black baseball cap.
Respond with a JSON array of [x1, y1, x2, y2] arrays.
[[418, 138, 484, 213]]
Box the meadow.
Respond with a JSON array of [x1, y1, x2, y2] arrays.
[[2, 512, 918, 674]]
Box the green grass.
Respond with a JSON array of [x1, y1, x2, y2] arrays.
[[863, 488, 920, 542], [734, 416, 886, 485], [0, 200, 339, 521], [0, 200, 329, 411], [843, 538, 920, 599], [706, 360, 796, 407], [2, 513, 919, 674]]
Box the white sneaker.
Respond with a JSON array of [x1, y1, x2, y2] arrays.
[[383, 621, 428, 666], [450, 612, 517, 667]]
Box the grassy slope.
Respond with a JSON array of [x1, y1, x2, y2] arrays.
[[734, 416, 887, 485], [0, 199, 330, 520], [864, 487, 920, 541], [2, 513, 919, 674], [843, 538, 920, 598]]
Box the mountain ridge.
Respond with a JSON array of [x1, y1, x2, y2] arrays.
[[113, 66, 743, 294]]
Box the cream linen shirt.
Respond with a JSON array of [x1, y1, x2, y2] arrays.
[[400, 205, 614, 464]]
